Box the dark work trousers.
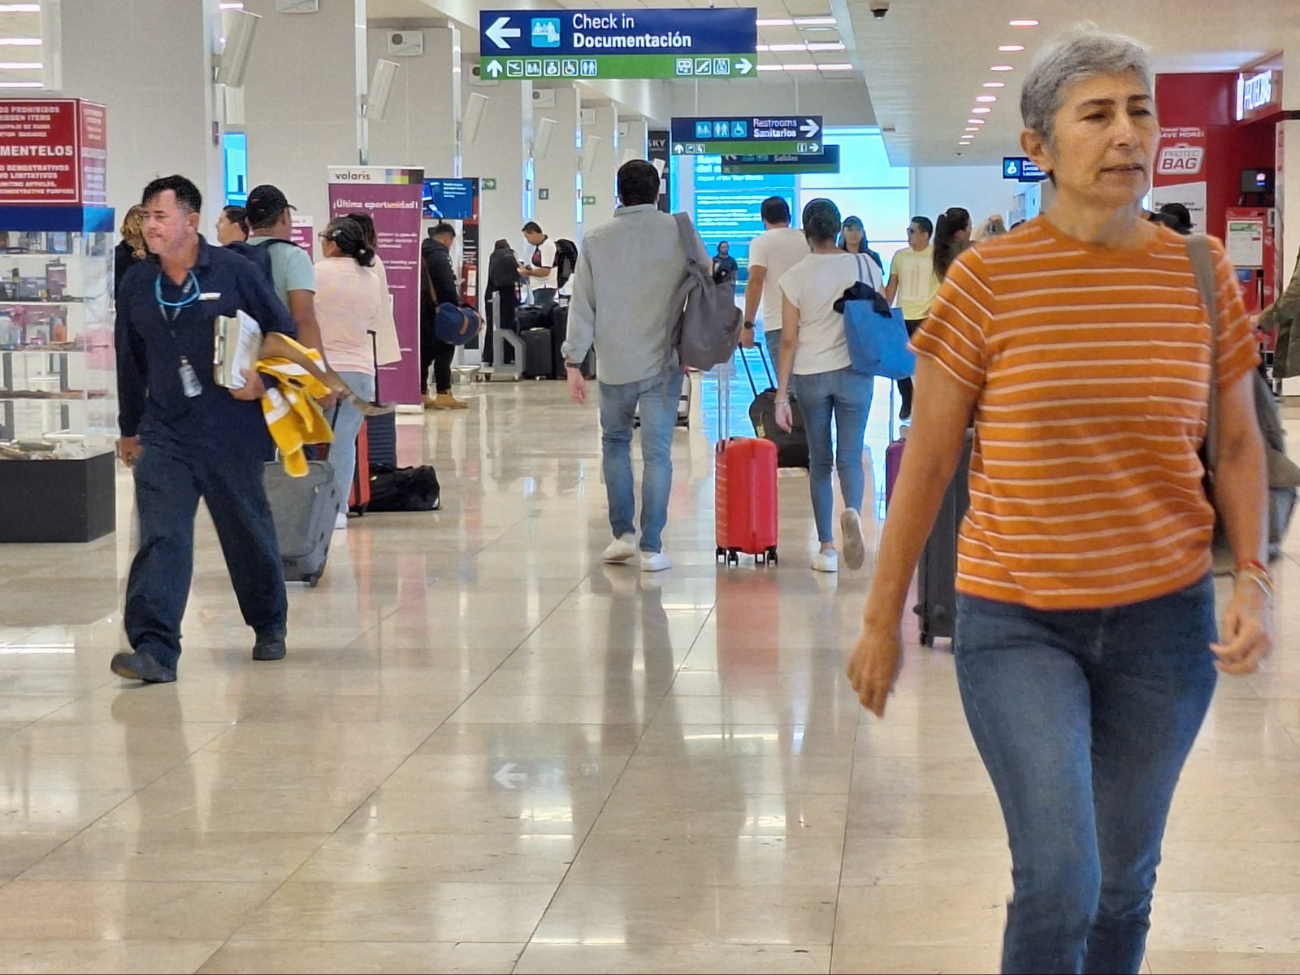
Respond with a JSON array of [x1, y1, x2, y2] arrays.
[[124, 438, 287, 671], [896, 318, 925, 417], [420, 320, 455, 395]]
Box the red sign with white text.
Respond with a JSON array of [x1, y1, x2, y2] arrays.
[[0, 99, 108, 205]]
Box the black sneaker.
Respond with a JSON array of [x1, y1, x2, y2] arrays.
[[110, 651, 177, 684], [252, 631, 287, 662]]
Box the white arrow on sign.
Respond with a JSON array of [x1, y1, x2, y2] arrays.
[[484, 60, 504, 78], [800, 118, 820, 139], [493, 762, 528, 790], [736, 58, 753, 75], [486, 16, 521, 50]]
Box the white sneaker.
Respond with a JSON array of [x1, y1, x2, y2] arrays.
[[841, 509, 866, 570], [334, 512, 348, 531], [603, 534, 638, 563], [640, 551, 673, 572], [811, 549, 839, 573]]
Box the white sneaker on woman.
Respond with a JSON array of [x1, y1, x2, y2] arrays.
[[603, 534, 638, 563], [640, 551, 673, 572], [811, 549, 839, 573], [334, 512, 348, 531], [841, 509, 866, 570]]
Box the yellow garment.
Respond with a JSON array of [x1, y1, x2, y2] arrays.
[[257, 338, 335, 478]]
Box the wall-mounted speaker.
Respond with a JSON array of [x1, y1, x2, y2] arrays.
[[535, 117, 556, 160], [366, 59, 400, 121], [215, 9, 261, 87], [464, 92, 490, 144]]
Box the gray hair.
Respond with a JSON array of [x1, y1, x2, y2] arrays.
[[1021, 25, 1154, 142]]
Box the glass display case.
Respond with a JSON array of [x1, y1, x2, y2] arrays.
[[0, 206, 115, 542]]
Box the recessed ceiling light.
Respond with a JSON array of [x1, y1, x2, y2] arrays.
[[0, 81, 42, 88], [984, 81, 1006, 88], [0, 39, 41, 46], [807, 42, 846, 52], [991, 65, 1015, 72], [0, 61, 40, 69], [999, 45, 1025, 52], [0, 4, 41, 11], [757, 18, 794, 26], [965, 128, 980, 133], [758, 44, 807, 52], [1009, 20, 1040, 27], [794, 17, 837, 26], [972, 107, 992, 114], [967, 119, 985, 125], [977, 95, 998, 102], [818, 63, 853, 71]]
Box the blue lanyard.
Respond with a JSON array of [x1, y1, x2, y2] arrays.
[[155, 270, 200, 321]]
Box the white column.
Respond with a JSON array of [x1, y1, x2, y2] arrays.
[[367, 26, 461, 176], [59, 0, 224, 222], [533, 86, 581, 245], [580, 102, 618, 230], [237, 0, 363, 234], [462, 80, 533, 262]]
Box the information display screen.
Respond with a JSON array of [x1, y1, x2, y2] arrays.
[[423, 179, 475, 220]]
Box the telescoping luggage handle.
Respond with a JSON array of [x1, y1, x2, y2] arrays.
[[367, 330, 382, 405], [737, 344, 777, 399]]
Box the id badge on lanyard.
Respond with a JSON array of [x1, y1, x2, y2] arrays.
[[156, 270, 203, 398]]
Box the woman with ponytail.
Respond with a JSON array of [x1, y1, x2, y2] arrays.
[[932, 206, 972, 281], [314, 216, 387, 529]]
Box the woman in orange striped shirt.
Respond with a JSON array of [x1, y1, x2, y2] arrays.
[[848, 27, 1273, 975]]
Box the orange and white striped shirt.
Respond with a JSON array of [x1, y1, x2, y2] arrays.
[[911, 217, 1259, 611]]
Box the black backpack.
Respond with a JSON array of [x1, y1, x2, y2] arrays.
[[226, 238, 297, 304], [554, 238, 578, 288]]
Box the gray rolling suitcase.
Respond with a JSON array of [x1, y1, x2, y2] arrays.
[[914, 431, 973, 647], [263, 459, 340, 587]]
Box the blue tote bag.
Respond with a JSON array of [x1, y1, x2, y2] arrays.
[[842, 254, 916, 380]]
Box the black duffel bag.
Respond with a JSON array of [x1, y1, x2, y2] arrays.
[[366, 464, 441, 512], [743, 346, 809, 469], [514, 303, 553, 333]]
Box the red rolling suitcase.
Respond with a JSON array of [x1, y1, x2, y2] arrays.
[[715, 360, 779, 566], [349, 418, 371, 514]]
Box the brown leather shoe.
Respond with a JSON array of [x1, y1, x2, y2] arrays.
[[435, 393, 468, 410]]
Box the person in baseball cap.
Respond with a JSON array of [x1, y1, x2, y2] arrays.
[[245, 184, 295, 229], [244, 184, 324, 356]]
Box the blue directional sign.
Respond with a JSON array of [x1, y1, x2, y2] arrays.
[[479, 8, 758, 81], [1003, 157, 1048, 182], [670, 116, 823, 156]]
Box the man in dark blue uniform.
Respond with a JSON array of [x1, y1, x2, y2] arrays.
[[111, 175, 296, 684]]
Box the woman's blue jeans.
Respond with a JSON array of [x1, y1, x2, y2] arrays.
[[792, 366, 873, 543], [329, 371, 377, 516], [954, 575, 1218, 974]]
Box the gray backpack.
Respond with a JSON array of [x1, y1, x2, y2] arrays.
[[667, 212, 743, 370]]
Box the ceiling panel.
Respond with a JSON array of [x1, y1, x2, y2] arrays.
[[849, 0, 1300, 167]]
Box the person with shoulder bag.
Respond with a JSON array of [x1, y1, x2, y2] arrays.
[[847, 28, 1272, 974]]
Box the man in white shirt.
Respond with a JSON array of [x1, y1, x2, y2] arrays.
[[519, 221, 558, 303], [883, 215, 940, 420], [742, 196, 809, 352]]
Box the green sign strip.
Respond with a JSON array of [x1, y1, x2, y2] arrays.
[[722, 159, 840, 175], [673, 139, 823, 156], [481, 53, 756, 82]]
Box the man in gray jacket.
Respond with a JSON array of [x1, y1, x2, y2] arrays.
[[562, 160, 703, 572]]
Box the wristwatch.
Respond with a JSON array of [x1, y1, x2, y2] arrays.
[[565, 361, 582, 371], [743, 321, 755, 330]]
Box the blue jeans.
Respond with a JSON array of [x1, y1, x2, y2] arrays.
[[329, 371, 377, 516], [598, 367, 684, 553], [792, 367, 873, 542], [954, 576, 1218, 975]]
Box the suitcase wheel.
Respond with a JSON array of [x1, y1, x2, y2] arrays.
[[306, 573, 321, 588], [728, 548, 739, 566], [716, 546, 726, 562], [920, 633, 934, 648], [767, 546, 778, 565]]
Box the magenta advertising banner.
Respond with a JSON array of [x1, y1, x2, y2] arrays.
[[327, 166, 425, 406]]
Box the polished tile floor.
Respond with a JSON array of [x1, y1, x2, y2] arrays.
[[1, 370, 1299, 974]]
